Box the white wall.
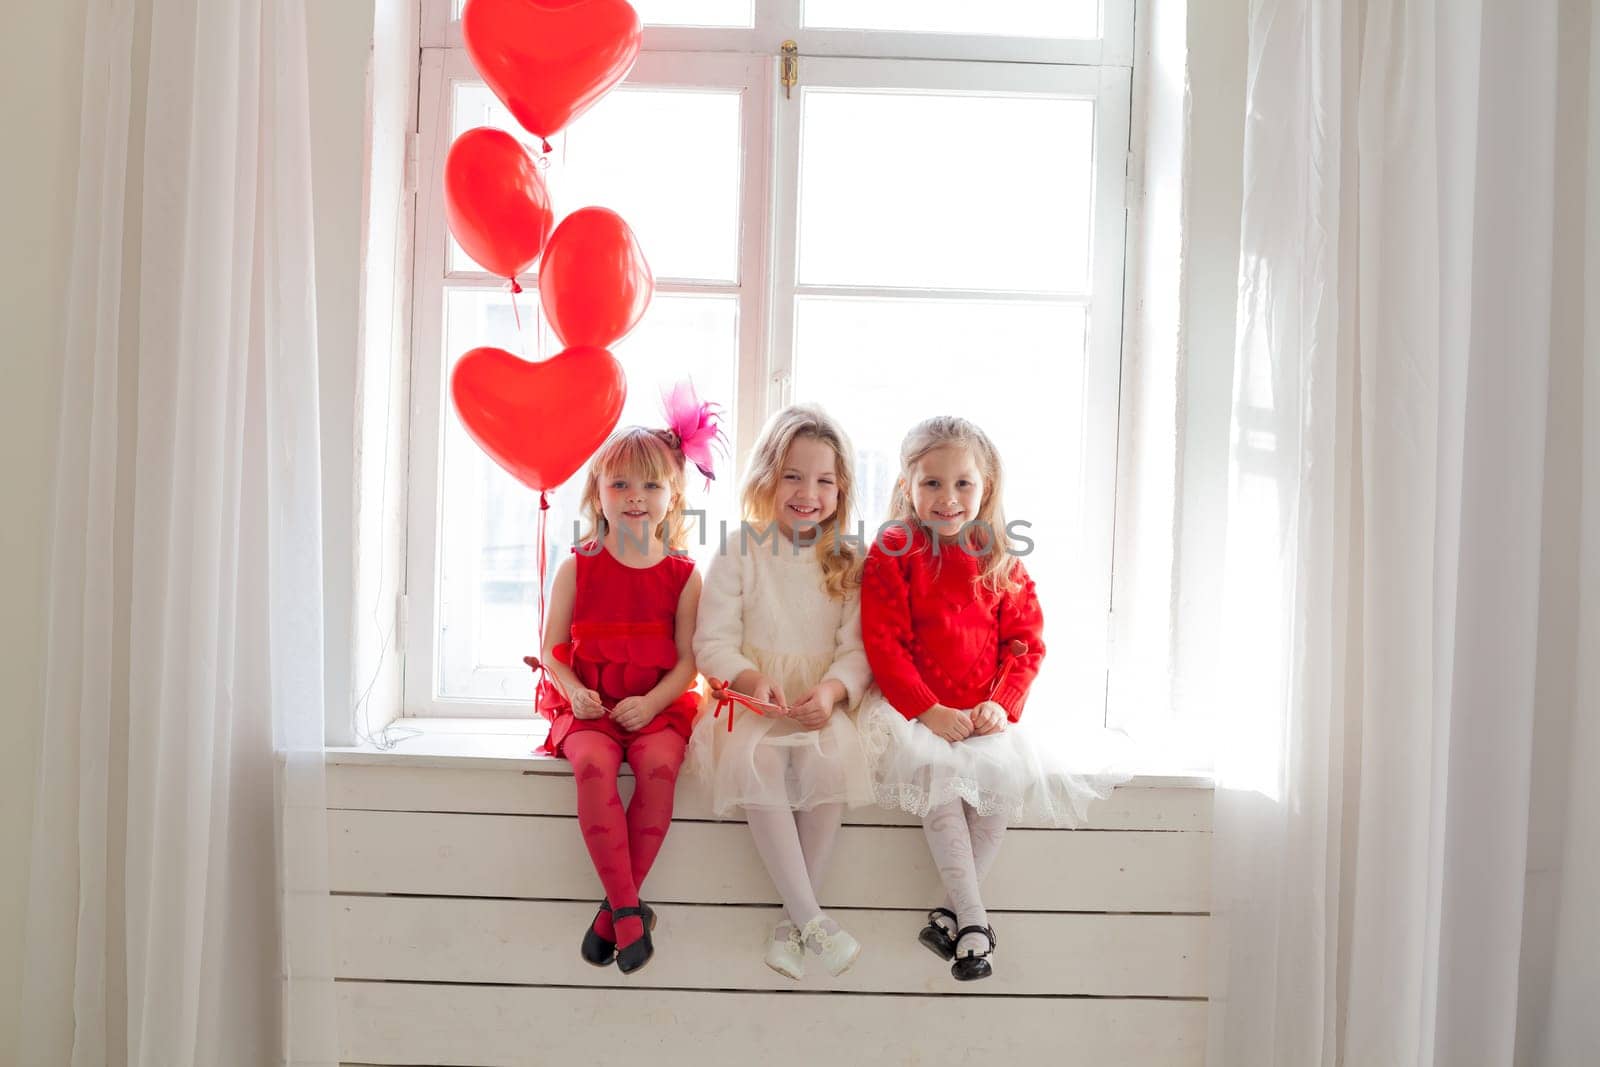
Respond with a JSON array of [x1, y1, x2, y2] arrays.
[[0, 3, 374, 1060]]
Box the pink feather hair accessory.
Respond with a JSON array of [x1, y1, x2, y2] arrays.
[[660, 379, 726, 487]]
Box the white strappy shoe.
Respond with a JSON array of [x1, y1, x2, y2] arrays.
[[764, 919, 805, 980], [800, 915, 862, 977]]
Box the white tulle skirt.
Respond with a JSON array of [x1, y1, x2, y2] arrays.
[[857, 687, 1132, 828], [687, 648, 875, 815]]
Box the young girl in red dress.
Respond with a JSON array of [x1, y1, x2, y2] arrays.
[[858, 416, 1126, 982], [534, 396, 719, 975]]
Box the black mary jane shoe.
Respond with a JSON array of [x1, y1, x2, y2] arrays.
[[580, 899, 656, 967], [613, 905, 656, 975], [580, 899, 617, 966], [614, 908, 659, 972], [918, 907, 958, 961], [950, 925, 997, 982]]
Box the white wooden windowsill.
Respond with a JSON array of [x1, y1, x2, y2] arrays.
[[324, 714, 1212, 1062], [325, 716, 1213, 788]]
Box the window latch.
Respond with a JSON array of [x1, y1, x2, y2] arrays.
[[780, 41, 799, 100]]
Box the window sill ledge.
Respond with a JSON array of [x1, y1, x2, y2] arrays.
[[326, 716, 1214, 789]]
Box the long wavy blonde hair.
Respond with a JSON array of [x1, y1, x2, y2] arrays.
[[740, 405, 862, 599], [575, 427, 691, 553], [887, 415, 1020, 594]]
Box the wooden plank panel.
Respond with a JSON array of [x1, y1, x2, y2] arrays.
[[330, 810, 1211, 912], [335, 895, 1208, 996], [327, 763, 1212, 831], [337, 981, 1207, 1067]]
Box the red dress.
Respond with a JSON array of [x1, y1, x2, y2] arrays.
[[537, 542, 701, 756]]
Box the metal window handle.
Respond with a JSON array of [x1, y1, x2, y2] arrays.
[[780, 41, 798, 99]]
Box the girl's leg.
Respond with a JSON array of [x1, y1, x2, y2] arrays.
[[932, 803, 1009, 939], [622, 730, 687, 890], [921, 800, 991, 956], [562, 732, 644, 946], [794, 802, 846, 895], [965, 804, 1009, 881], [744, 750, 825, 927]]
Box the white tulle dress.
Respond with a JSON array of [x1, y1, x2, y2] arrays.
[[856, 694, 1132, 827], [687, 540, 875, 815]]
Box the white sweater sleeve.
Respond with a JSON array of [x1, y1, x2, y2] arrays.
[[821, 585, 872, 709], [694, 549, 760, 683]]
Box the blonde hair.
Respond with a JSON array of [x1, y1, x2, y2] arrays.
[[888, 415, 1020, 594], [576, 427, 691, 553], [740, 405, 862, 599]]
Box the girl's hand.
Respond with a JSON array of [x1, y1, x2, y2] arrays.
[[570, 688, 608, 720], [731, 669, 788, 714], [919, 704, 973, 742], [970, 701, 1008, 736], [787, 680, 845, 731], [610, 695, 660, 732]]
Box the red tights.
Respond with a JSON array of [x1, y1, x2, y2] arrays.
[[562, 729, 687, 948]]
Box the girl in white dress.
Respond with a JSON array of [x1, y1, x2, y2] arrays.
[[689, 405, 873, 980]]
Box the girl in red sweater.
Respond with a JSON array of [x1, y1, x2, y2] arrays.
[[535, 416, 711, 976], [858, 416, 1122, 982]]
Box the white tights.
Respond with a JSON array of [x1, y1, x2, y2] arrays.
[[921, 800, 1008, 955], [745, 800, 845, 928]]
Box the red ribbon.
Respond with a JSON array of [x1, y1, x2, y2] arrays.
[[531, 490, 551, 677], [525, 491, 554, 703], [707, 677, 783, 732], [506, 279, 530, 360], [987, 639, 1029, 705], [536, 490, 550, 638]]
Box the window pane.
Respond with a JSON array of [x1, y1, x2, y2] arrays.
[[450, 83, 742, 282], [791, 295, 1087, 523], [791, 295, 1093, 713], [436, 288, 739, 702], [803, 0, 1099, 39], [797, 90, 1095, 293], [632, 0, 753, 27], [453, 0, 753, 28]]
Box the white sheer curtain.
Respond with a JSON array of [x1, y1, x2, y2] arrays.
[[21, 0, 338, 1064], [1208, 0, 1599, 1064]]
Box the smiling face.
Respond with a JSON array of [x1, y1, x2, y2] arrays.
[[908, 444, 985, 539], [772, 435, 840, 541], [598, 463, 673, 546]]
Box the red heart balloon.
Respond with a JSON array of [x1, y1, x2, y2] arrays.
[[444, 127, 554, 282], [451, 345, 627, 492], [462, 0, 642, 145], [539, 207, 654, 349]]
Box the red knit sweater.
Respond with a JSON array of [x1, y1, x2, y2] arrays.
[[861, 524, 1046, 722]]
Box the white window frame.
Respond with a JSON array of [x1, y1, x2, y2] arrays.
[[422, 2, 1135, 67], [404, 0, 1137, 720]]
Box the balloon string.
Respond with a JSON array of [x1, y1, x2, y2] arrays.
[[536, 490, 550, 662], [507, 280, 530, 361], [535, 294, 546, 361]]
